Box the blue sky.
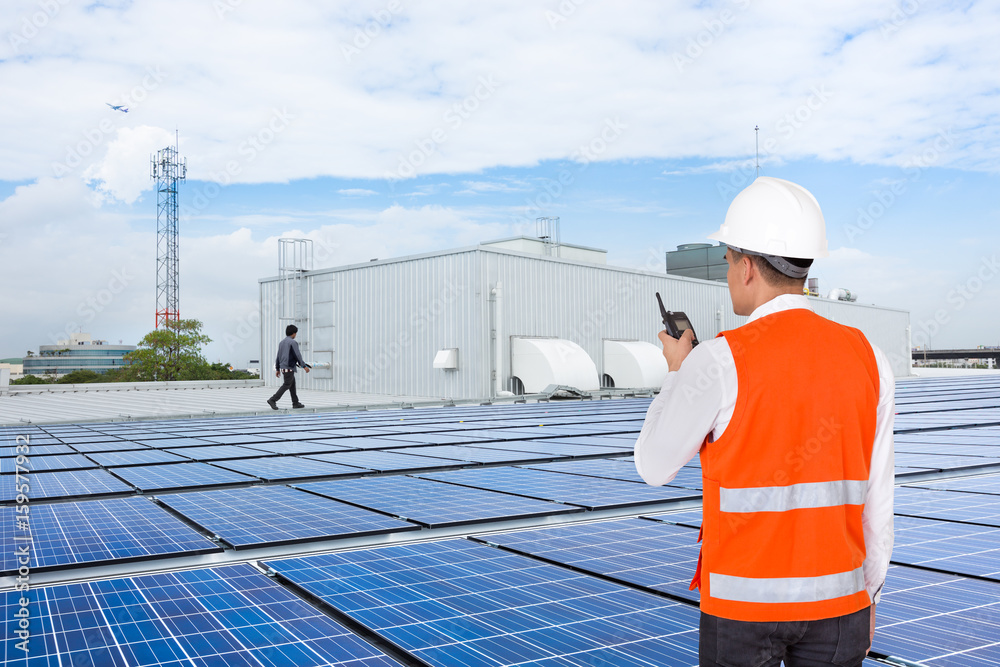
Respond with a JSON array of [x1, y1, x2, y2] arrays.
[[2, 1, 999, 365]]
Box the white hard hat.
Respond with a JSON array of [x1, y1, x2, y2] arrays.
[[709, 176, 829, 261]]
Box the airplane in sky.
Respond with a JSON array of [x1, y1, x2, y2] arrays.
[[106, 103, 128, 113]]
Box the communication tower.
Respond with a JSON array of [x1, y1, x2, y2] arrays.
[[150, 133, 187, 328]]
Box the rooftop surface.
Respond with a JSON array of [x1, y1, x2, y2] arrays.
[[3, 376, 1000, 666], [0, 380, 438, 426]]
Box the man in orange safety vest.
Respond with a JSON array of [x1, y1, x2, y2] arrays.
[[635, 177, 895, 667]]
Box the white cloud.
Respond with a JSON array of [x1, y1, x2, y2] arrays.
[[1, 0, 998, 187], [337, 188, 378, 196], [0, 176, 510, 364]]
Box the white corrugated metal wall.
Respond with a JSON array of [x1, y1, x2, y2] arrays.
[[260, 246, 911, 399]]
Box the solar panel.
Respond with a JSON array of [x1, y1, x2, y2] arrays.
[[109, 462, 257, 492], [474, 439, 632, 458], [265, 539, 700, 667], [85, 449, 190, 467], [420, 467, 700, 510], [200, 433, 279, 445], [165, 444, 275, 461], [891, 515, 1000, 581], [0, 497, 219, 573], [893, 452, 1000, 471], [0, 444, 76, 457], [523, 458, 649, 484], [67, 440, 149, 453], [0, 453, 97, 473], [373, 432, 492, 445], [1, 563, 404, 666], [320, 435, 429, 450], [872, 564, 1000, 664], [894, 486, 1000, 527], [296, 476, 580, 527], [391, 444, 568, 465], [211, 456, 364, 481], [133, 436, 216, 448], [910, 472, 1000, 495], [156, 486, 418, 549], [641, 509, 704, 529], [477, 518, 701, 602], [0, 469, 133, 502], [55, 434, 121, 444], [303, 450, 467, 472], [522, 458, 704, 493], [240, 440, 352, 455]]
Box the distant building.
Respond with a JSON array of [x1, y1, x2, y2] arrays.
[[22, 333, 135, 378], [665, 243, 728, 282], [259, 237, 912, 402], [0, 360, 23, 381]]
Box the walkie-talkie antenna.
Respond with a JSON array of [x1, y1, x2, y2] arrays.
[[754, 125, 760, 178]]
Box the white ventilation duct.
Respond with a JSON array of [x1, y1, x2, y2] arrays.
[[511, 338, 599, 393], [603, 340, 668, 389]]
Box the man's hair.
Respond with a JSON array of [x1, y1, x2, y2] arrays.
[[285, 324, 298, 336], [729, 249, 812, 288]]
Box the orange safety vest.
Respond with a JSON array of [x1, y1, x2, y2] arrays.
[[692, 308, 879, 622]]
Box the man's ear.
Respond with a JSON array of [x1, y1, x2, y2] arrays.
[[740, 255, 754, 286]]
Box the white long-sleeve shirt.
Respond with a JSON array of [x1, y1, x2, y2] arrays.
[[634, 293, 895, 603]]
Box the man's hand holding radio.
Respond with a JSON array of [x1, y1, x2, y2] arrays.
[[659, 328, 695, 372]]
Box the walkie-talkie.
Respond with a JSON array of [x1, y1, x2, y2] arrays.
[[656, 292, 699, 346]]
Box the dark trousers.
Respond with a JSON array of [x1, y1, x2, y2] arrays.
[[699, 607, 870, 667], [270, 371, 299, 405]]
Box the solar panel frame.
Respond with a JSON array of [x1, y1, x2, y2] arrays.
[[909, 472, 1000, 495], [476, 517, 702, 603], [894, 486, 1000, 527], [0, 444, 76, 457], [0, 468, 134, 503], [891, 514, 1000, 580], [2, 563, 405, 666], [67, 440, 150, 453], [0, 453, 97, 474], [302, 450, 469, 472], [265, 539, 701, 667], [156, 486, 419, 549], [85, 449, 191, 467], [296, 476, 582, 528], [420, 467, 701, 510], [211, 456, 366, 481], [872, 564, 1000, 664], [108, 462, 257, 492], [0, 496, 220, 574]]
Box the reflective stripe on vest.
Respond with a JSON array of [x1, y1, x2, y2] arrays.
[[719, 480, 867, 513], [710, 567, 866, 604]]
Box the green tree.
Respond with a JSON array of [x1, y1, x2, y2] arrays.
[[11, 374, 51, 385], [56, 369, 104, 384], [121, 319, 213, 381], [206, 362, 256, 380]]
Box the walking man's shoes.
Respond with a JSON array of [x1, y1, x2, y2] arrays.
[[292, 403, 305, 409], [267, 399, 278, 410]]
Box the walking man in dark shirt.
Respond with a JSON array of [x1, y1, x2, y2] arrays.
[[267, 324, 311, 410]]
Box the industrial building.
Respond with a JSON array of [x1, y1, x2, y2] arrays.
[[22, 332, 136, 378], [260, 237, 911, 401]]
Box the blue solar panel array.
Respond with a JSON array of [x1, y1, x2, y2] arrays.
[[478, 517, 702, 602], [297, 475, 581, 527], [156, 486, 418, 548], [265, 539, 701, 667], [5, 377, 1000, 665], [0, 468, 133, 502], [1, 563, 403, 667], [0, 497, 219, 573], [109, 461, 257, 492], [420, 467, 700, 510]]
